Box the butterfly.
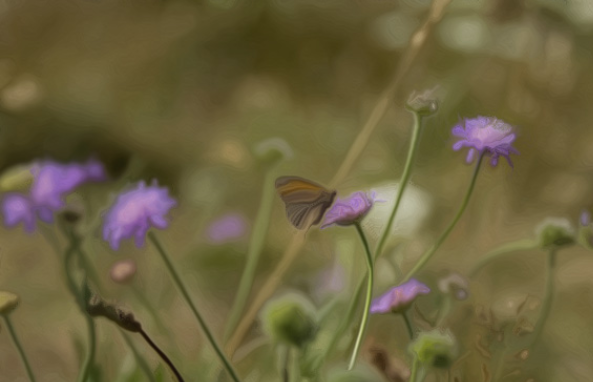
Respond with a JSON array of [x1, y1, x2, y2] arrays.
[[275, 176, 337, 230]]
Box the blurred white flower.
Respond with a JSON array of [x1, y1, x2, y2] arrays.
[[362, 181, 432, 240]]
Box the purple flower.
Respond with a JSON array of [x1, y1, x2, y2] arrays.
[[206, 213, 248, 244], [370, 279, 430, 314], [321, 191, 375, 228], [30, 158, 107, 210], [103, 181, 176, 250], [1, 193, 37, 232], [452, 116, 518, 167], [1, 159, 107, 232]]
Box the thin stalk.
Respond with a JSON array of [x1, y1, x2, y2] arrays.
[[3, 315, 37, 382], [530, 248, 557, 345], [470, 239, 539, 277], [282, 346, 290, 382], [402, 152, 485, 283], [402, 310, 414, 340], [224, 170, 276, 341], [76, 244, 103, 293], [78, 316, 97, 382], [348, 222, 375, 370], [62, 230, 97, 382], [139, 329, 185, 382], [120, 330, 157, 382], [289, 347, 300, 382], [322, 278, 365, 362], [147, 232, 241, 382], [409, 357, 420, 382], [375, 111, 423, 261]]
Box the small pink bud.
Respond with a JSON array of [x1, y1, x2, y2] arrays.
[[110, 259, 137, 284]]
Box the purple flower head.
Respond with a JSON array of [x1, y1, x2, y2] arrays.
[[452, 116, 518, 167], [321, 191, 375, 228], [370, 279, 431, 314], [103, 181, 177, 250], [206, 213, 248, 244], [1, 193, 36, 232], [30, 158, 107, 210]]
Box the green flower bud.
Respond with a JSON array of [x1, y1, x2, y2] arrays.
[[0, 165, 34, 193], [406, 88, 439, 116], [0, 291, 20, 316], [409, 329, 458, 369], [262, 292, 317, 348], [253, 138, 293, 168], [535, 218, 575, 249]]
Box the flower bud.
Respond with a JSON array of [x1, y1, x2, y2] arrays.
[[535, 217, 575, 248], [0, 165, 34, 193], [262, 292, 317, 348], [253, 138, 293, 168], [409, 329, 458, 369], [438, 272, 469, 301], [406, 88, 439, 116], [110, 259, 137, 284], [0, 291, 19, 316]]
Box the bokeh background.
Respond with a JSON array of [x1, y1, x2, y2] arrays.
[[1, 0, 593, 381]]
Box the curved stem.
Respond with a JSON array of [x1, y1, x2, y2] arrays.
[[402, 310, 414, 340], [224, 170, 276, 341], [139, 329, 185, 382], [402, 152, 485, 283], [120, 330, 157, 382], [147, 232, 242, 382], [375, 111, 423, 261], [469, 239, 539, 277], [3, 315, 37, 382], [348, 222, 375, 370], [530, 248, 557, 345]]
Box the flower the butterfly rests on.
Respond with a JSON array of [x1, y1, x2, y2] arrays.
[[275, 176, 336, 230]]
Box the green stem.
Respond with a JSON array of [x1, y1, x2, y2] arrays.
[[402, 310, 414, 340], [375, 111, 424, 261], [347, 223, 375, 370], [224, 170, 276, 341], [2, 315, 37, 382], [282, 346, 290, 382], [139, 329, 185, 382], [61, 230, 96, 382], [402, 152, 485, 283], [78, 315, 97, 382], [147, 232, 242, 382], [469, 239, 539, 278], [120, 330, 157, 382], [76, 244, 103, 293], [530, 248, 557, 345], [321, 277, 365, 363], [289, 347, 300, 382], [409, 357, 420, 382]]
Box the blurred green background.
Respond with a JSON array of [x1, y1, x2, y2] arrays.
[[2, 0, 593, 381]]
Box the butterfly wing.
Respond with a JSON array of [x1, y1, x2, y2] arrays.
[[275, 176, 337, 230]]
